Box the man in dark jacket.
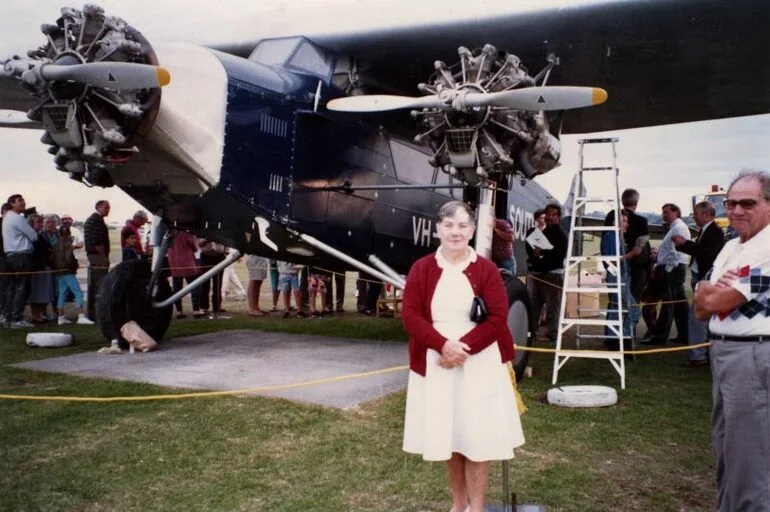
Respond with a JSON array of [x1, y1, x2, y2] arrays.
[[622, 188, 652, 302], [673, 200, 725, 365], [83, 200, 110, 322], [525, 203, 568, 342]]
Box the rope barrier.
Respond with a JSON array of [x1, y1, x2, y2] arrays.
[[515, 341, 711, 355], [0, 341, 713, 402], [0, 365, 409, 402], [524, 271, 692, 306]]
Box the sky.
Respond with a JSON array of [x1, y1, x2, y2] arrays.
[[0, 0, 768, 223]]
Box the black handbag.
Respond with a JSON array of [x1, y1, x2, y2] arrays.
[[470, 296, 488, 323]]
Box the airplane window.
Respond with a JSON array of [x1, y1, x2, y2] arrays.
[[389, 140, 434, 184], [286, 40, 333, 80], [433, 166, 457, 197], [248, 37, 301, 66]]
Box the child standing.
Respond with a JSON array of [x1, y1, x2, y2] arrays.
[[277, 261, 304, 318]]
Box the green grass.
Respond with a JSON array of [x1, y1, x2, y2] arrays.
[[0, 312, 714, 512]]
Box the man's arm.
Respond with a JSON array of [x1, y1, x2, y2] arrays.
[[694, 282, 746, 320], [493, 226, 514, 242], [18, 218, 38, 242], [694, 269, 746, 320]]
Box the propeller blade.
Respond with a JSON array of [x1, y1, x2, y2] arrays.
[[466, 86, 607, 111], [327, 94, 442, 112], [40, 62, 171, 90], [0, 109, 32, 124]]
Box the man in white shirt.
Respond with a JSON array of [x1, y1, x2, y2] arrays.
[[1, 194, 38, 328], [695, 170, 770, 511], [643, 203, 691, 344]]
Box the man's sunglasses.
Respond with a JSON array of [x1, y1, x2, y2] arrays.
[[724, 198, 765, 210]]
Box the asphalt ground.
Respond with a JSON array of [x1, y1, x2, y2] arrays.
[[13, 330, 409, 409]]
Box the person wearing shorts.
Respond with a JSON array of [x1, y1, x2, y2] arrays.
[[268, 259, 280, 312], [277, 261, 303, 318], [245, 254, 269, 316]]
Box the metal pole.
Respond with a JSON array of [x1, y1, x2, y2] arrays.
[[367, 255, 406, 289], [147, 229, 174, 300], [502, 460, 510, 510], [152, 250, 242, 309], [298, 234, 404, 290], [475, 185, 495, 259]]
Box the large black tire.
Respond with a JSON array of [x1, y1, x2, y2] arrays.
[[503, 274, 534, 381], [96, 260, 173, 349]]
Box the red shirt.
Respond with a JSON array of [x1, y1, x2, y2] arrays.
[[402, 252, 515, 376], [121, 221, 143, 255], [491, 218, 514, 263]]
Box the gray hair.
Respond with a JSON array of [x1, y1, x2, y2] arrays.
[[436, 200, 475, 223], [43, 214, 58, 224], [727, 169, 770, 199], [621, 188, 639, 207], [694, 201, 716, 217]]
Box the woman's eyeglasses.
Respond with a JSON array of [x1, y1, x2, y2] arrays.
[[724, 198, 764, 210]]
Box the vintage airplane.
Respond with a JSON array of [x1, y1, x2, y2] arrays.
[[1, 0, 767, 378]]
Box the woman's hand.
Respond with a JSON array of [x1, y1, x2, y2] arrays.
[[439, 340, 471, 369]]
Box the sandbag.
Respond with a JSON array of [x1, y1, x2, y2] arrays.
[[119, 321, 158, 352]]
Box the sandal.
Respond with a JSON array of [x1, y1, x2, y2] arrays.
[[176, 313, 187, 319]]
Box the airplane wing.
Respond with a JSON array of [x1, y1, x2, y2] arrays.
[[3, 0, 767, 133], [263, 0, 769, 133]]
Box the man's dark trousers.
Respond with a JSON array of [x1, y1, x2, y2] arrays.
[[4, 252, 33, 322], [654, 263, 689, 341], [87, 254, 110, 322]]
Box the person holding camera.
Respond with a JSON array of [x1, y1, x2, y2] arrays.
[[401, 200, 524, 512]]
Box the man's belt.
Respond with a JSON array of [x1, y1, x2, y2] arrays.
[[711, 334, 770, 343]]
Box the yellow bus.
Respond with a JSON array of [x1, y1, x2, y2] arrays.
[[692, 184, 729, 231]]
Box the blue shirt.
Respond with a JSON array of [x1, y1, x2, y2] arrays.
[[2, 211, 37, 253]]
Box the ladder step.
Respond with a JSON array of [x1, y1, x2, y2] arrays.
[[578, 137, 619, 144], [567, 256, 623, 262], [555, 349, 624, 359], [562, 319, 621, 327], [580, 166, 616, 171], [564, 287, 622, 294], [572, 226, 620, 231], [576, 334, 634, 340], [575, 196, 616, 203], [578, 308, 630, 314]]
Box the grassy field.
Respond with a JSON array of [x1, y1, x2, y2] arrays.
[[0, 230, 712, 511], [1, 312, 713, 511]]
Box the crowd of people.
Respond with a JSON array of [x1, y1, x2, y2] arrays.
[[0, 194, 94, 328], [482, 185, 742, 373], [1, 195, 382, 329]]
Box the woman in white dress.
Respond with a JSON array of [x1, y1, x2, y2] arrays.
[[402, 200, 525, 512]]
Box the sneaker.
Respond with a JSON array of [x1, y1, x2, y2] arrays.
[[45, 312, 58, 322], [10, 320, 34, 329], [76, 315, 95, 325], [58, 316, 72, 325]]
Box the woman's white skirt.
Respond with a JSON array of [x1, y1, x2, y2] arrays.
[[402, 343, 525, 461]]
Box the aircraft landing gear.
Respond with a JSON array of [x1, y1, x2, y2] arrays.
[[96, 259, 173, 350], [503, 273, 534, 381]]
